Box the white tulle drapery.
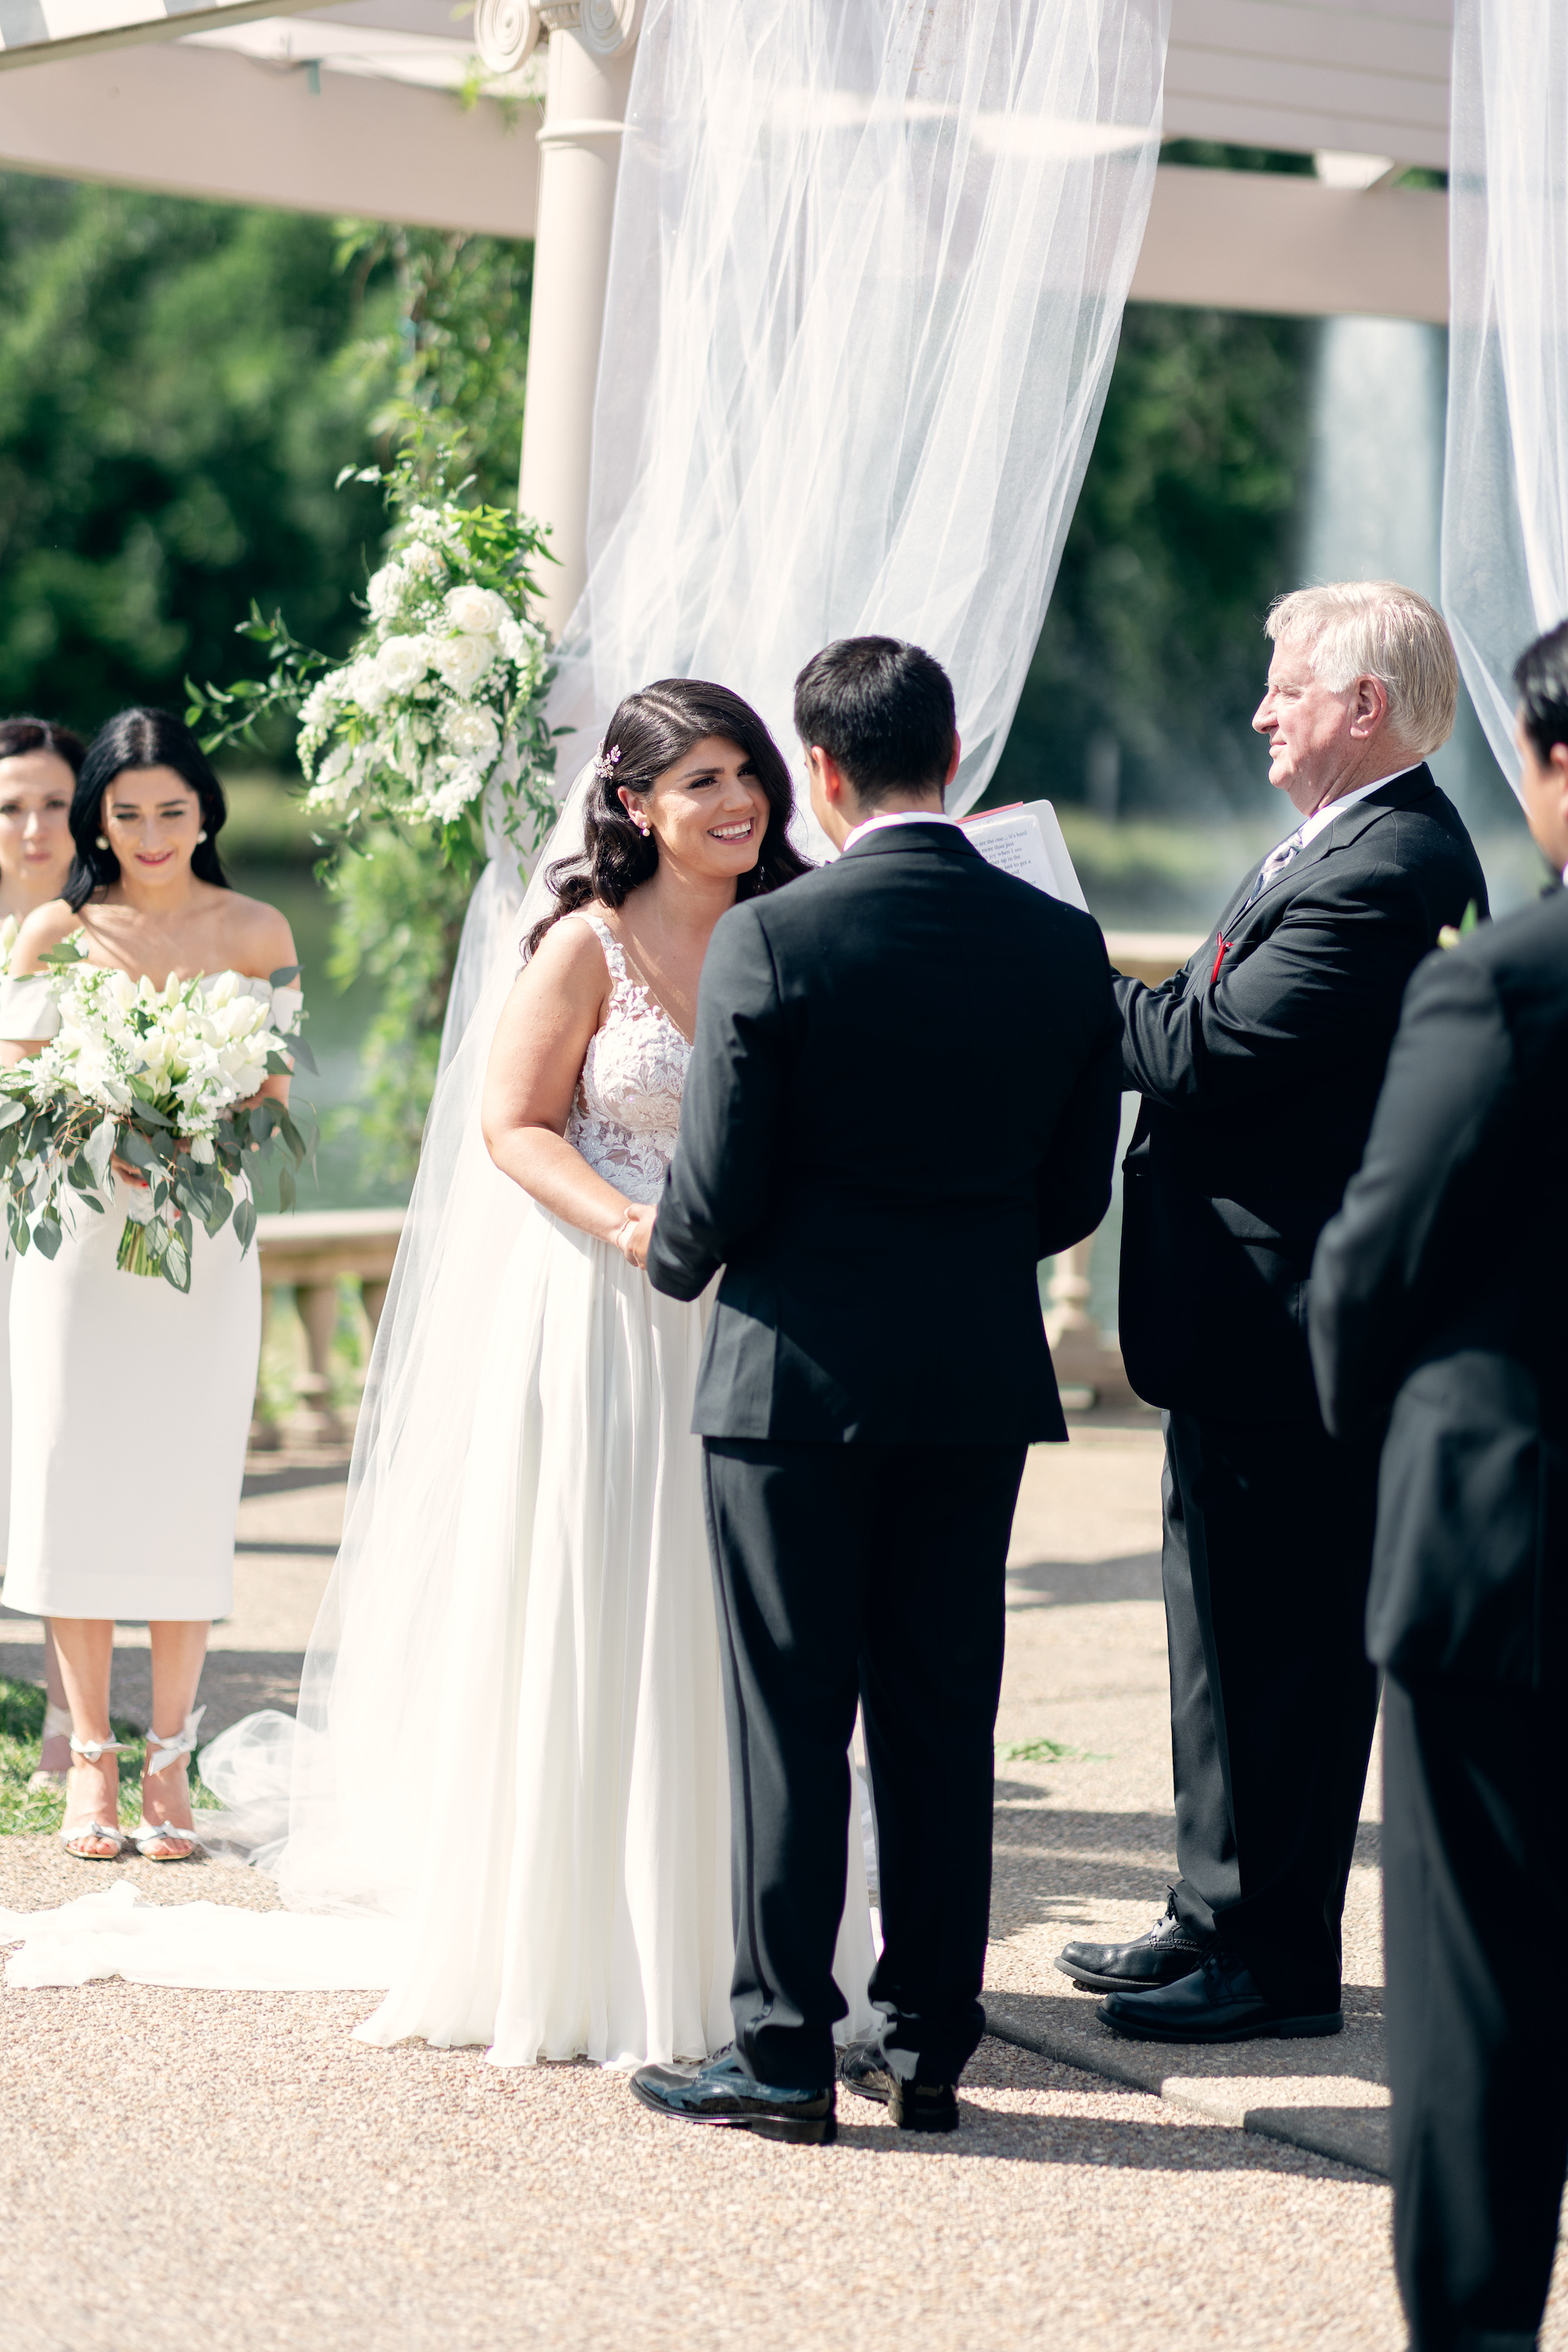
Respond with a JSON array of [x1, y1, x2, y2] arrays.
[[1, 0, 1171, 2000], [549, 0, 1170, 822], [1442, 0, 1568, 791]]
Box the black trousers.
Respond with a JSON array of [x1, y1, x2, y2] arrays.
[[1162, 1410, 1381, 2012], [1384, 1675, 1568, 2352], [701, 1436, 1027, 2090]]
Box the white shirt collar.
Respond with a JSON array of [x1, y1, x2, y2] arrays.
[[1287, 765, 1417, 852], [840, 806, 960, 855]]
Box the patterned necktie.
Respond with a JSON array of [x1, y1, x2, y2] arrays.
[[1238, 825, 1305, 919], [1210, 825, 1307, 988]]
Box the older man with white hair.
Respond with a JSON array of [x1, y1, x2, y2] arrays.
[[1057, 581, 1487, 2044]]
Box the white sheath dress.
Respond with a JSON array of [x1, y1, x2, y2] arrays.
[[0, 969, 301, 1623]]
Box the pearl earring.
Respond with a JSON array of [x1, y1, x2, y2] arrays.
[[95, 835, 108, 850], [196, 829, 208, 843]]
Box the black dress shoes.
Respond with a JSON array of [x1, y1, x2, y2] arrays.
[[1098, 1951, 1344, 2044], [838, 2040, 959, 2133], [1057, 1892, 1210, 1995], [630, 2049, 837, 2143]]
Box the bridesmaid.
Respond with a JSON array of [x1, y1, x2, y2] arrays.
[[0, 719, 88, 1788], [0, 707, 300, 1861]]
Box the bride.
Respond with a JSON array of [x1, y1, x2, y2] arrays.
[[1, 678, 878, 2068], [354, 675, 840, 2066]]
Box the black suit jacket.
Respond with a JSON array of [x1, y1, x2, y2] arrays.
[[1309, 888, 1568, 1687], [1115, 764, 1487, 1421], [645, 822, 1123, 1446]]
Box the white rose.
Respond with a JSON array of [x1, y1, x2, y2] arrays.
[[367, 562, 406, 621], [344, 656, 391, 715], [376, 635, 431, 693], [401, 537, 445, 581], [441, 702, 501, 760], [443, 583, 510, 636], [428, 632, 495, 696]]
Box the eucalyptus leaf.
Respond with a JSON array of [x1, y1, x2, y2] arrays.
[[0, 1101, 26, 1131], [269, 964, 302, 988], [33, 1218, 61, 1261], [232, 1196, 257, 1254], [162, 1236, 191, 1294]]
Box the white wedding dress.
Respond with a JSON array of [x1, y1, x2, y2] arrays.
[[0, 911, 878, 2067]]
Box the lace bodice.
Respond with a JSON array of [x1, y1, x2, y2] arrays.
[[564, 911, 691, 1206]]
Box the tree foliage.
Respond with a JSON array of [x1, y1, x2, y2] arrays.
[[994, 301, 1315, 817], [0, 173, 390, 730]]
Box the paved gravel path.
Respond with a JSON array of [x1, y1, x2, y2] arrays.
[[3, 1425, 1564, 2351]]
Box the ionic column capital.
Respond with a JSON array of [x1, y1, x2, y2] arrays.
[[538, 0, 644, 59]]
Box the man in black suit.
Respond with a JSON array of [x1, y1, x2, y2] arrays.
[[628, 637, 1121, 2143], [1058, 582, 1488, 2043], [1309, 620, 1568, 2352]]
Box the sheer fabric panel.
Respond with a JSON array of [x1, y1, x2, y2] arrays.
[[550, 0, 1170, 821], [1443, 0, 1568, 792]]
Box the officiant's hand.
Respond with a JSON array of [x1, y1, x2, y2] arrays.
[[615, 1203, 655, 1270]]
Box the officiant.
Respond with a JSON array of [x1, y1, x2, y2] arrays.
[[1058, 581, 1486, 2044]]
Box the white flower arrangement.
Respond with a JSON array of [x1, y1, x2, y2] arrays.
[[0, 935, 317, 1290], [191, 452, 561, 865]]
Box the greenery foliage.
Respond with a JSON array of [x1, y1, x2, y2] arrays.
[[336, 223, 533, 510], [0, 174, 390, 730], [326, 829, 474, 1171], [993, 300, 1314, 817]]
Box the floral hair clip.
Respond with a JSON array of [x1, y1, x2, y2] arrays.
[[594, 741, 622, 781]]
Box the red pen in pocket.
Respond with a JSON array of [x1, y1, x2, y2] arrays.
[[1211, 937, 1229, 985]]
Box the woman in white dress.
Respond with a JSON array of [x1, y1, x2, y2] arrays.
[[0, 717, 87, 1788], [0, 707, 299, 1864], [353, 678, 840, 2067]]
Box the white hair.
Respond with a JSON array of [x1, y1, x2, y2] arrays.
[[1265, 580, 1459, 758]]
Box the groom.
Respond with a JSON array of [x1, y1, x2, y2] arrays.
[[631, 637, 1121, 2143]]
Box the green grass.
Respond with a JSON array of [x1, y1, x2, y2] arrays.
[[0, 1676, 220, 1835], [997, 1735, 1109, 1766]]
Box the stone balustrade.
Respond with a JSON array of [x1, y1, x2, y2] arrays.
[[252, 1207, 406, 1447], [248, 932, 1199, 1439]]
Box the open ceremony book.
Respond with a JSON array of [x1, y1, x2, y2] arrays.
[[957, 800, 1089, 913]]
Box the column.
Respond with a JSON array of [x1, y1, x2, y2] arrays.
[[516, 5, 643, 640]]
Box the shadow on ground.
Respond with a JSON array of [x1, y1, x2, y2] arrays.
[[1005, 1552, 1163, 1606]]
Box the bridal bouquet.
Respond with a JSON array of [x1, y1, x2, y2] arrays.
[[187, 449, 561, 869], [0, 936, 316, 1291]]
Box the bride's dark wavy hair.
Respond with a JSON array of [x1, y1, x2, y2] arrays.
[[526, 679, 810, 954]]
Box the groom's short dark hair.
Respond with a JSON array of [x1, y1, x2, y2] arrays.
[[793, 637, 956, 806]]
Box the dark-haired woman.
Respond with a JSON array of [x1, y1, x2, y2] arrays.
[[0, 718, 85, 1789], [353, 678, 879, 2068], [0, 707, 299, 1863]]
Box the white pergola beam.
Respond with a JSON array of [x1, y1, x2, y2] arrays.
[[0, 35, 538, 234], [1166, 0, 1451, 174], [1132, 165, 1446, 325]]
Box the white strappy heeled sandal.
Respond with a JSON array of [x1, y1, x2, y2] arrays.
[[28, 1700, 73, 1791], [60, 1734, 127, 1860], [132, 1708, 205, 1861]]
